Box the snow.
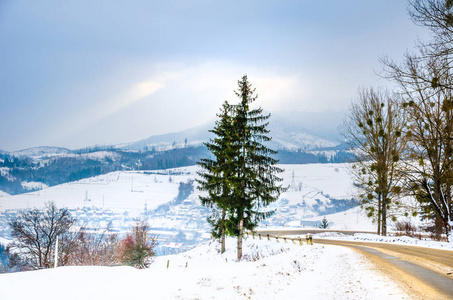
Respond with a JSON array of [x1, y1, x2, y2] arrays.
[[11, 146, 72, 159], [0, 237, 411, 300], [0, 168, 13, 181], [0, 163, 357, 225], [0, 168, 195, 214], [21, 181, 48, 191], [0, 237, 11, 245], [313, 232, 453, 251], [269, 122, 339, 150], [304, 206, 376, 231], [0, 163, 449, 298], [279, 163, 354, 201]]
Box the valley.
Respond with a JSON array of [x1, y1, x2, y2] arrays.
[[0, 163, 365, 255]]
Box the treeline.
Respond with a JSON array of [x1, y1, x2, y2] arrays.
[[1, 143, 351, 196], [276, 149, 353, 164], [140, 146, 211, 170], [0, 146, 210, 195]]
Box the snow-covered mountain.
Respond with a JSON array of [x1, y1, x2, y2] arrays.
[[121, 111, 341, 151], [11, 146, 72, 159], [0, 112, 348, 196], [268, 120, 337, 150], [122, 123, 214, 151]]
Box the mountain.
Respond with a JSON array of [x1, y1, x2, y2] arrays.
[[12, 146, 72, 159], [272, 110, 345, 142], [0, 112, 350, 196], [122, 111, 342, 152], [121, 123, 214, 151]]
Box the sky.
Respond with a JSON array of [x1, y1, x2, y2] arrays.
[[0, 0, 430, 151]]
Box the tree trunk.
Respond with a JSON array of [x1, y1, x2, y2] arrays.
[[377, 193, 381, 236], [382, 196, 387, 236], [237, 218, 243, 260], [221, 209, 226, 254], [435, 215, 443, 241]]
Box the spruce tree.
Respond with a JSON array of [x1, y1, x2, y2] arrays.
[[319, 217, 329, 229], [230, 75, 285, 260], [197, 101, 237, 254], [198, 75, 285, 259]]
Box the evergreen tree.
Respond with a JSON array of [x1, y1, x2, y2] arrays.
[[319, 217, 329, 229], [198, 75, 285, 259], [197, 101, 237, 254], [230, 75, 285, 260]]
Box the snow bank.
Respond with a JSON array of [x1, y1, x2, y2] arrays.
[[0, 237, 409, 299], [315, 232, 453, 251]]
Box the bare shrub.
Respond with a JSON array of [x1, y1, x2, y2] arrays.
[[394, 221, 418, 238], [65, 226, 120, 266]]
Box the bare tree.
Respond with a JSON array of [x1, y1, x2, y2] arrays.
[[341, 88, 408, 236], [383, 52, 453, 241], [409, 0, 453, 48], [9, 202, 76, 269]]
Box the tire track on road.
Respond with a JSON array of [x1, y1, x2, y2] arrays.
[[315, 239, 453, 299]]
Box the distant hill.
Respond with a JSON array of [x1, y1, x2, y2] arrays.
[[122, 111, 342, 152], [0, 112, 352, 195], [122, 123, 213, 151], [12, 146, 72, 159]]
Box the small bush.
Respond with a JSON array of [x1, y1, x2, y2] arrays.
[[394, 221, 419, 238], [119, 222, 158, 269]]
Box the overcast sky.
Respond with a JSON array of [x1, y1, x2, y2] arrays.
[[0, 1, 429, 151]]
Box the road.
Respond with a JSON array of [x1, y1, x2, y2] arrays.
[[257, 229, 453, 299]]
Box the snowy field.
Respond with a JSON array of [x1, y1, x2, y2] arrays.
[[0, 168, 196, 214], [304, 205, 376, 231], [279, 163, 354, 201], [1, 163, 451, 299], [0, 237, 411, 300], [0, 163, 356, 217], [0, 163, 429, 235]]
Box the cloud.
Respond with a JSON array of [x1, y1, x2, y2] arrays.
[[46, 60, 349, 149], [109, 80, 163, 115], [147, 61, 313, 112], [47, 78, 163, 146]]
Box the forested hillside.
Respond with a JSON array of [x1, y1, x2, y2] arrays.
[[0, 145, 351, 195]]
